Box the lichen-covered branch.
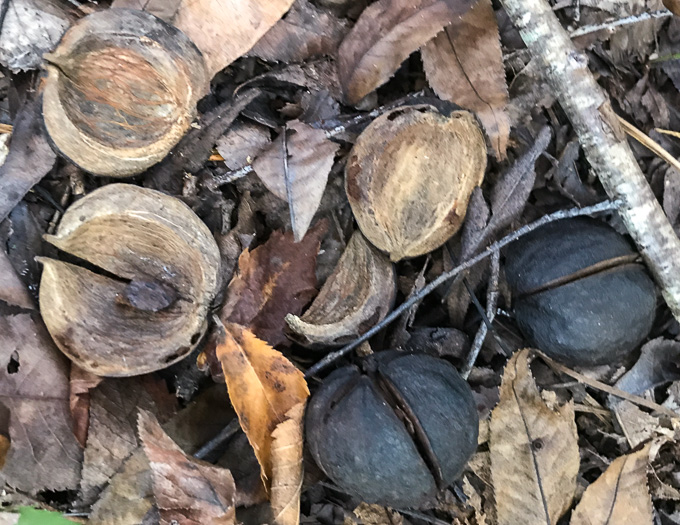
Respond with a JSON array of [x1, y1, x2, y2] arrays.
[[499, 0, 680, 320]]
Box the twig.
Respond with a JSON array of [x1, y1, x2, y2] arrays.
[[462, 251, 500, 379], [498, 0, 680, 321], [618, 117, 680, 174], [570, 9, 672, 39], [193, 419, 241, 460], [305, 200, 619, 378]]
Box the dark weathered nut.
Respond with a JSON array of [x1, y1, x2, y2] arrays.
[[504, 217, 657, 366], [41, 8, 208, 177], [306, 351, 478, 508]]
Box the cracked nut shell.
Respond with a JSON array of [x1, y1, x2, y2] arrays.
[[504, 217, 656, 366], [38, 184, 221, 377], [41, 8, 209, 177], [306, 351, 478, 508], [345, 105, 487, 261]]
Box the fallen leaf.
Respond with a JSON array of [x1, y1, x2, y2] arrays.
[[112, 0, 296, 75], [69, 365, 103, 448], [286, 231, 396, 347], [421, 0, 509, 159], [0, 99, 57, 224], [215, 320, 309, 486], [337, 0, 475, 104], [665, 0, 680, 16], [79, 378, 164, 505], [139, 410, 236, 525], [0, 248, 32, 309], [216, 122, 271, 171], [253, 120, 339, 241], [350, 503, 404, 525], [0, 0, 72, 72], [270, 402, 306, 525], [490, 349, 579, 525], [0, 313, 82, 493], [570, 445, 653, 525], [249, 0, 349, 63], [219, 221, 326, 348]]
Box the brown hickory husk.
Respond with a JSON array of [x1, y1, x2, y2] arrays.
[[39, 184, 221, 377], [41, 9, 209, 177], [345, 106, 487, 261], [285, 231, 396, 347]]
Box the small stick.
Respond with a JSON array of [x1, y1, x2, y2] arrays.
[[305, 200, 620, 378], [618, 117, 680, 173], [462, 250, 500, 379], [570, 9, 672, 39], [193, 418, 241, 460]]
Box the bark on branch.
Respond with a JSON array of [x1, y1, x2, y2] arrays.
[[498, 0, 680, 320]]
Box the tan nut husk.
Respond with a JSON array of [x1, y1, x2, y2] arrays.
[[285, 231, 395, 348], [345, 106, 487, 261], [39, 184, 221, 377], [41, 8, 209, 177]]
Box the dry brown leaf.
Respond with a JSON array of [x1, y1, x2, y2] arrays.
[[216, 122, 271, 171], [570, 445, 653, 525], [270, 402, 306, 525], [285, 231, 396, 347], [68, 365, 103, 448], [0, 313, 82, 493], [664, 0, 680, 15], [111, 0, 296, 75], [490, 349, 579, 525], [421, 0, 509, 159], [337, 0, 475, 104], [253, 120, 339, 241], [0, 249, 32, 309], [139, 410, 236, 525], [250, 0, 349, 63], [350, 503, 404, 525], [215, 320, 309, 487], [219, 221, 326, 348]]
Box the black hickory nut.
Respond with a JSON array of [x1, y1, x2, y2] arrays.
[[305, 351, 478, 508], [504, 217, 656, 367]]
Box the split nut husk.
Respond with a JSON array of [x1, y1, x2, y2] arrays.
[[306, 351, 479, 508], [285, 231, 395, 348], [504, 217, 657, 366], [345, 105, 487, 261], [39, 184, 221, 376], [41, 8, 209, 177]]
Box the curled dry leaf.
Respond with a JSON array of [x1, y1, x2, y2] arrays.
[[139, 410, 236, 525], [490, 349, 579, 525], [112, 0, 295, 76], [219, 221, 326, 349], [285, 231, 396, 347], [421, 0, 510, 159], [215, 320, 309, 486], [346, 106, 487, 261], [253, 120, 339, 241], [39, 184, 221, 377], [570, 445, 653, 525], [41, 9, 209, 177], [270, 402, 306, 525], [337, 0, 476, 104]]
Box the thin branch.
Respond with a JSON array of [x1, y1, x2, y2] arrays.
[[498, 0, 680, 321], [305, 200, 620, 378], [570, 9, 672, 39], [462, 250, 500, 379]]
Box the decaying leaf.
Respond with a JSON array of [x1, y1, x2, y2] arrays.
[[490, 349, 579, 525], [249, 0, 349, 63], [337, 0, 476, 104], [216, 122, 271, 171], [270, 402, 306, 525], [570, 445, 653, 525], [346, 105, 487, 261], [421, 0, 509, 159], [215, 320, 309, 486], [253, 120, 339, 241], [0, 313, 82, 493], [664, 0, 680, 16], [69, 366, 103, 448], [348, 503, 404, 525], [0, 0, 72, 72], [111, 0, 296, 75], [219, 221, 326, 348], [139, 410, 236, 525], [286, 231, 395, 347]]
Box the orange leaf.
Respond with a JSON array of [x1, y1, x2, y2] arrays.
[[215, 320, 309, 487]]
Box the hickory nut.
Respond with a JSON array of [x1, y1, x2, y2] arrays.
[[345, 105, 487, 261], [41, 9, 209, 177], [504, 217, 657, 366], [38, 184, 221, 376], [306, 351, 479, 508]]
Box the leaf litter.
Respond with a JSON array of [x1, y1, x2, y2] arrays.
[[1, 0, 680, 523]]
